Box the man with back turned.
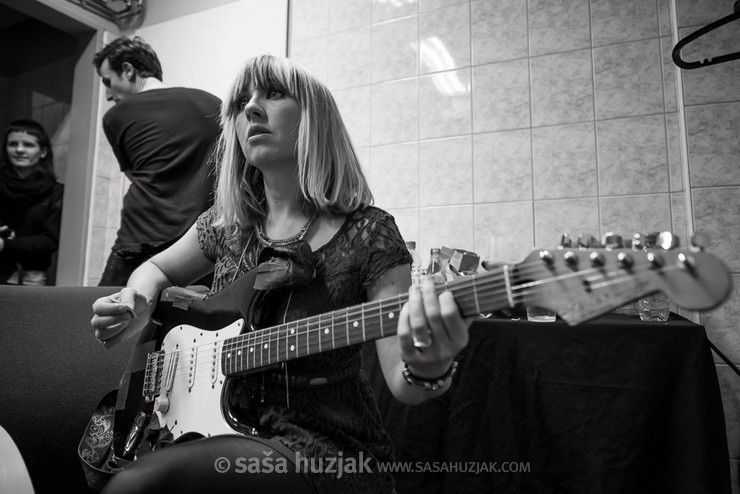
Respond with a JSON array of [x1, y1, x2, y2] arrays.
[[93, 36, 221, 286]]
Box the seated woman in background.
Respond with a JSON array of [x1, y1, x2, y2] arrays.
[[90, 55, 470, 493], [0, 119, 64, 286]]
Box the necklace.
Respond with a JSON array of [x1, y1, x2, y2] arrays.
[[255, 211, 318, 246]]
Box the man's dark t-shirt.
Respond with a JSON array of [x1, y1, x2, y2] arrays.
[[102, 87, 221, 252]]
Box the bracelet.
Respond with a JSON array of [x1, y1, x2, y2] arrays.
[[402, 361, 459, 391]]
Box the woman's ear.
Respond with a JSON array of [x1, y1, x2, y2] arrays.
[[40, 148, 48, 159]]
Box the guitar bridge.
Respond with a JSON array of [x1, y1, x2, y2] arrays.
[[143, 350, 165, 403]]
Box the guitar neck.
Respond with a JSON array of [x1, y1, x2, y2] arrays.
[[221, 267, 512, 376], [219, 244, 733, 376]]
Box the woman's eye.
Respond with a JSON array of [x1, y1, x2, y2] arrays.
[[267, 88, 284, 99], [237, 99, 248, 111]]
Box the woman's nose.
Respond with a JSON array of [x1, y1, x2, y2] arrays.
[[243, 97, 264, 120]]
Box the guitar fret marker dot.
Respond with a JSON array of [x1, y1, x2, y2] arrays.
[[353, 321, 359, 328], [324, 328, 329, 334], [388, 312, 394, 319], [290, 345, 295, 352]]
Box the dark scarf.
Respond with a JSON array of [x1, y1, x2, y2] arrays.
[[253, 242, 317, 291], [0, 164, 55, 216]]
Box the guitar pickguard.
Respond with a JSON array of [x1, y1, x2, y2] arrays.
[[152, 320, 247, 442]]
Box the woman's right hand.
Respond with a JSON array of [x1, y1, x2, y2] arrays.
[[91, 287, 154, 347]]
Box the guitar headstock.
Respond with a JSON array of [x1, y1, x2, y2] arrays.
[[513, 233, 732, 325]]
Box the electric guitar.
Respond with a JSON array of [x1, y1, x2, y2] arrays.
[[110, 245, 732, 461]]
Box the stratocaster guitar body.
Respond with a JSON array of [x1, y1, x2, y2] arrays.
[[111, 245, 733, 460], [112, 269, 267, 459]]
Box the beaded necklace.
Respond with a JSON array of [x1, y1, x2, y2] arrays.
[[255, 211, 318, 246]]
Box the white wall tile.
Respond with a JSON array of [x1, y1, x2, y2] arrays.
[[528, 0, 590, 56], [532, 122, 597, 200], [473, 129, 532, 203], [419, 135, 472, 206], [419, 69, 471, 139], [530, 50, 594, 127], [371, 17, 418, 84], [597, 115, 669, 195], [472, 59, 530, 132], [594, 39, 664, 119]]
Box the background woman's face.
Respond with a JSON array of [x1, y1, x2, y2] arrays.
[[6, 131, 46, 170]]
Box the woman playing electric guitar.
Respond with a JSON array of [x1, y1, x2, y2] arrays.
[[90, 54, 471, 494]]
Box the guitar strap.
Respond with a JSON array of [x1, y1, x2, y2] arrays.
[[78, 390, 164, 489], [78, 389, 121, 489]]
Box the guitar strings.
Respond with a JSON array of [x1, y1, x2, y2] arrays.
[[152, 259, 677, 368], [154, 258, 678, 372], [149, 262, 683, 390]]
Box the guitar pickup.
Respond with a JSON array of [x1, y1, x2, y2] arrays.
[[164, 345, 179, 392]]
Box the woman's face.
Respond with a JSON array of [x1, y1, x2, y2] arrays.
[[235, 83, 301, 169], [6, 131, 46, 171]]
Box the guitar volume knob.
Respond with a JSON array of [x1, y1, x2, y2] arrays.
[[154, 396, 170, 413]]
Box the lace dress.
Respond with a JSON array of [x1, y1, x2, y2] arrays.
[[196, 205, 412, 493]]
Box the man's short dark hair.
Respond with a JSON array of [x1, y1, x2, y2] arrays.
[[93, 36, 163, 81]]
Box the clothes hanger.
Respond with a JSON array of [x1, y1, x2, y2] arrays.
[[672, 1, 740, 69]]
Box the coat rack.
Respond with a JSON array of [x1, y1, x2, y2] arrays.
[[673, 1, 740, 69]]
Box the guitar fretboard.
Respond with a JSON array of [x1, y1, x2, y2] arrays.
[[220, 267, 514, 375]]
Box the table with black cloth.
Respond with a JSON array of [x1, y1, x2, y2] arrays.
[[362, 312, 730, 494]]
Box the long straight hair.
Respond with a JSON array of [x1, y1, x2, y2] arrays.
[[213, 55, 373, 230]]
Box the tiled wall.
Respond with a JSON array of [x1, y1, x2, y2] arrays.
[[291, 0, 690, 261], [86, 28, 126, 287], [290, 0, 740, 489]]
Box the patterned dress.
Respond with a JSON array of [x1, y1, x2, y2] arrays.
[[196, 205, 412, 493]]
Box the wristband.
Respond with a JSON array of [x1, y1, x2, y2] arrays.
[[402, 361, 458, 391]]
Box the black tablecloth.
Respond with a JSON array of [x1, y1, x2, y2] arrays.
[[362, 313, 730, 494]]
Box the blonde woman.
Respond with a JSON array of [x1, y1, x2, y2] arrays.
[[91, 55, 470, 493]]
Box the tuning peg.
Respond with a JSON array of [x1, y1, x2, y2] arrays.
[[644, 232, 659, 248], [576, 234, 587, 249], [631, 233, 644, 250], [602, 232, 623, 249], [656, 231, 679, 250], [582, 234, 599, 248], [690, 232, 711, 251], [559, 233, 572, 248]]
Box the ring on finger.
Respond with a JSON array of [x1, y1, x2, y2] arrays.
[[412, 330, 432, 350]]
